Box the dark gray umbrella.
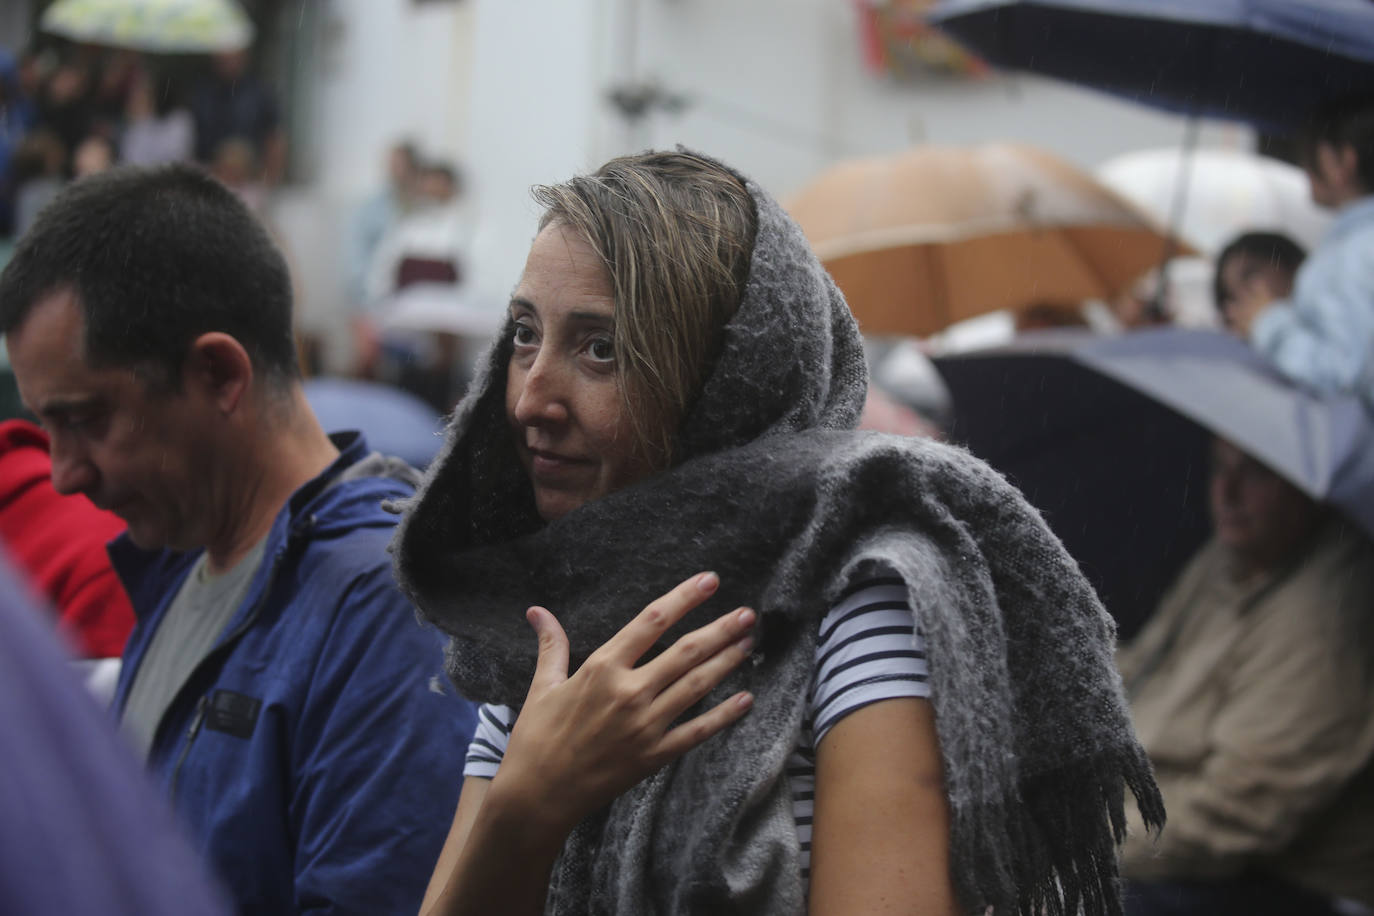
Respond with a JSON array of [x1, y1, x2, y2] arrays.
[[934, 328, 1374, 637], [1079, 328, 1374, 538], [927, 0, 1374, 130]]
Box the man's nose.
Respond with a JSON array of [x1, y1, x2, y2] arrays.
[[50, 444, 98, 497]]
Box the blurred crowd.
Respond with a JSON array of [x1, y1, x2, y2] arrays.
[[0, 45, 285, 238]]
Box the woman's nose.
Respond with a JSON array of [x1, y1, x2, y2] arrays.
[[512, 354, 570, 427]]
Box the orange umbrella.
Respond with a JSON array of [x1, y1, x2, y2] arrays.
[[787, 144, 1193, 337]]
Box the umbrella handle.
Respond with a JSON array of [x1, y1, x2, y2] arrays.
[[1151, 116, 1202, 320]]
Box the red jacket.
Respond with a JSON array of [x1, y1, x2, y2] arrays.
[[0, 419, 134, 657]]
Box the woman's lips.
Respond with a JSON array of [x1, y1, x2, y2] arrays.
[[528, 448, 591, 478]]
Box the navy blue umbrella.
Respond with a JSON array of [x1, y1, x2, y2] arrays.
[[934, 328, 1374, 637], [935, 331, 1212, 638], [928, 0, 1374, 129]]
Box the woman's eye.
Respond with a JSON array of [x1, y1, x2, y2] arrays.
[[588, 336, 615, 362], [512, 322, 537, 347]]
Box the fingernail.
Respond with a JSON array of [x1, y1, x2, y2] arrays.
[[736, 692, 754, 709], [697, 571, 719, 592], [737, 607, 755, 627], [736, 635, 755, 653]]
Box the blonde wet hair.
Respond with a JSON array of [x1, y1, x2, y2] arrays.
[[532, 150, 757, 468]]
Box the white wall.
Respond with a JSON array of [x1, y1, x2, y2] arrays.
[[310, 0, 474, 196], [459, 0, 620, 303], [633, 0, 1250, 199]]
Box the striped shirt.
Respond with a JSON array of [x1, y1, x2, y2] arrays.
[[462, 576, 930, 882]]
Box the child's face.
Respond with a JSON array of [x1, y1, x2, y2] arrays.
[[1216, 254, 1294, 331]]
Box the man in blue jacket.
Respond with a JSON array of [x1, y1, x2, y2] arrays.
[[0, 164, 478, 914]]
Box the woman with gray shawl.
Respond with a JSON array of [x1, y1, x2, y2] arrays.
[[393, 150, 1163, 916]]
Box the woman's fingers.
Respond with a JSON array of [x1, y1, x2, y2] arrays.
[[525, 606, 571, 699], [600, 571, 721, 665], [648, 625, 756, 720], [653, 690, 755, 763], [639, 605, 756, 696]]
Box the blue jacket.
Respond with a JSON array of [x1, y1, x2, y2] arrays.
[[1252, 195, 1374, 403], [110, 433, 477, 915]]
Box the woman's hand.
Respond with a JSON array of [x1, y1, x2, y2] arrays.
[[491, 571, 757, 836], [417, 573, 756, 916]]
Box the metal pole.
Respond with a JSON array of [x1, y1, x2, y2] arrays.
[[1150, 115, 1201, 322]]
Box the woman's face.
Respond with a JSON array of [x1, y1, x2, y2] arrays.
[[506, 223, 657, 521]]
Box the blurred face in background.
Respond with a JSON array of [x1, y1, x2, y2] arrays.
[[417, 167, 456, 205], [1215, 253, 1297, 331], [73, 136, 114, 178], [212, 50, 250, 82], [1209, 438, 1323, 576], [387, 145, 416, 193], [1303, 141, 1365, 209]]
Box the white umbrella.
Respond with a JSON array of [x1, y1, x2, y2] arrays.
[[1096, 148, 1333, 255], [41, 0, 253, 54]]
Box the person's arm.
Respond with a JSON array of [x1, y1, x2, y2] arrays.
[[809, 697, 959, 915], [420, 571, 757, 916], [1240, 244, 1374, 393]]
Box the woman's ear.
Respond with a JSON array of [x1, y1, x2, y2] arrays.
[[184, 332, 254, 414]]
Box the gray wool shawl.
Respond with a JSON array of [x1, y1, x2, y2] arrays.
[[391, 162, 1164, 916]]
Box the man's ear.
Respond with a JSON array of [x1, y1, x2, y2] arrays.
[[184, 333, 254, 414]]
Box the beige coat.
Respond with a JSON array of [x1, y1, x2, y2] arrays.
[[1117, 520, 1374, 906]]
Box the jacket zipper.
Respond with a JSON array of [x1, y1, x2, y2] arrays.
[[165, 523, 309, 803], [170, 695, 211, 800]]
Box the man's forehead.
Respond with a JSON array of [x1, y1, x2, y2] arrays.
[[10, 287, 85, 352], [9, 290, 129, 407]]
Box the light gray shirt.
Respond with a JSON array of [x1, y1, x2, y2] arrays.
[[121, 539, 267, 760]]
